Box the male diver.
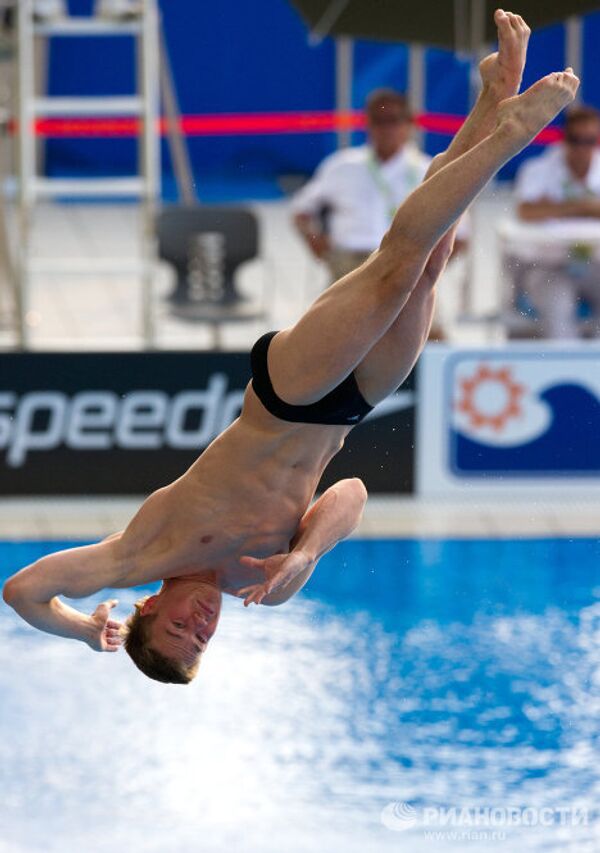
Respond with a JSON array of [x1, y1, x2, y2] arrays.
[[3, 11, 578, 682]]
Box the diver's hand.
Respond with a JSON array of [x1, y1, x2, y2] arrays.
[[237, 551, 313, 606], [86, 599, 123, 652]]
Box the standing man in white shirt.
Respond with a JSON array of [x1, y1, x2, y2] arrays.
[[513, 105, 600, 338], [291, 89, 431, 282]]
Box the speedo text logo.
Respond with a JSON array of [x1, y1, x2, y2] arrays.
[[0, 374, 244, 467]]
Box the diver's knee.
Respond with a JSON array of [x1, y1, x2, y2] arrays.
[[372, 243, 426, 297]]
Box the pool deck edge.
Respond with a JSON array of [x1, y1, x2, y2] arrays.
[[0, 496, 599, 539]]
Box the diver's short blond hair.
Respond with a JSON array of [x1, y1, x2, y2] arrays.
[[122, 595, 200, 685]]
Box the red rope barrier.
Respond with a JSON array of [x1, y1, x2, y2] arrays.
[[8, 109, 562, 144]]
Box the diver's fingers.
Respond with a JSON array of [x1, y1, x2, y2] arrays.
[[238, 584, 261, 596], [239, 584, 260, 605], [243, 585, 268, 607]]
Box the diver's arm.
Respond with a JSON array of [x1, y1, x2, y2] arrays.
[[239, 478, 367, 606], [2, 587, 122, 651], [288, 477, 368, 565], [2, 539, 125, 650]]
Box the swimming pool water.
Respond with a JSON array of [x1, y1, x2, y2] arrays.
[[1, 538, 599, 852]]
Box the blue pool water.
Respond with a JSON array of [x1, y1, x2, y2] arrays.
[[1, 538, 599, 852]]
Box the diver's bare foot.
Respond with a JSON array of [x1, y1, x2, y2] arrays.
[[479, 9, 530, 99], [496, 68, 579, 151]]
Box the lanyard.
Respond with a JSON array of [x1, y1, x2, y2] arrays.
[[562, 176, 595, 200], [367, 149, 421, 224]]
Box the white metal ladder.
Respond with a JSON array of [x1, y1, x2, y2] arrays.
[[15, 0, 160, 347]]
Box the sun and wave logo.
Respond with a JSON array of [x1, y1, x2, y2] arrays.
[[380, 801, 418, 831], [455, 364, 524, 432], [449, 355, 600, 476]]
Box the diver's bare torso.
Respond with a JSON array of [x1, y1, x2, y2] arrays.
[[115, 382, 351, 594]]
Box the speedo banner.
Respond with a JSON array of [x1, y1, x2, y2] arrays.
[[0, 352, 415, 495]]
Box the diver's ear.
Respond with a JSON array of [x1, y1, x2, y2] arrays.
[[140, 594, 160, 616]]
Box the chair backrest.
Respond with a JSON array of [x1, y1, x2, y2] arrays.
[[157, 205, 258, 275], [157, 205, 260, 305]]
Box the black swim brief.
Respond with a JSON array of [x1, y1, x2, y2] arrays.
[[250, 331, 373, 426]]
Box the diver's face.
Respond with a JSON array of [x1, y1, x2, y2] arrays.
[[144, 577, 222, 666]]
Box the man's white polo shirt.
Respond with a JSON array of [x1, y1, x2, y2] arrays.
[[515, 144, 600, 203], [512, 145, 600, 263], [291, 143, 431, 252]]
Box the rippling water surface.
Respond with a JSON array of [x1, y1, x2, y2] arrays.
[[1, 538, 599, 852]]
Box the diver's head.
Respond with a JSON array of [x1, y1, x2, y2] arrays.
[[123, 575, 222, 684]]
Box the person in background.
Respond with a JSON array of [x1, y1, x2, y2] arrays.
[[292, 89, 431, 282], [514, 104, 600, 338], [291, 88, 467, 338]]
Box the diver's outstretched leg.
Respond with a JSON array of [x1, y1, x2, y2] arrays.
[[268, 68, 579, 406]]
